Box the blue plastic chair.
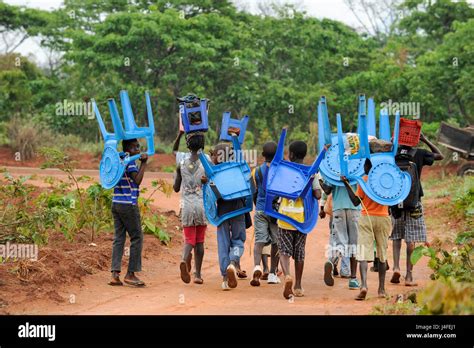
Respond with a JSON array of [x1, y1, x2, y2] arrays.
[[219, 112, 249, 144], [339, 109, 412, 206], [318, 95, 367, 186], [179, 99, 209, 133], [199, 135, 254, 226], [92, 90, 155, 189], [263, 128, 327, 233]]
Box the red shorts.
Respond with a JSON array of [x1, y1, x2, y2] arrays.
[[183, 225, 207, 246]]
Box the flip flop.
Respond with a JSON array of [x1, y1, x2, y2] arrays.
[[283, 276, 294, 299], [405, 281, 418, 287], [237, 270, 248, 279], [124, 278, 145, 287], [227, 265, 238, 288], [324, 261, 334, 286], [180, 261, 191, 284], [108, 278, 123, 286], [193, 276, 203, 285], [250, 268, 262, 287], [355, 288, 367, 301], [390, 271, 401, 284]]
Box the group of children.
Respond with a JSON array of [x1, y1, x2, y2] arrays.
[[107, 118, 444, 301]]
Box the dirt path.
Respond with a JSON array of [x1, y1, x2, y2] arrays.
[[4, 166, 430, 315]]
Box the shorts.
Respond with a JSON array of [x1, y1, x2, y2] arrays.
[[357, 215, 391, 262], [254, 211, 278, 245], [331, 209, 360, 259], [390, 203, 427, 243], [183, 225, 206, 246], [277, 228, 307, 262]]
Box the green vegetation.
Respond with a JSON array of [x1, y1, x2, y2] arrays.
[[0, 148, 173, 247], [0, 0, 472, 154]]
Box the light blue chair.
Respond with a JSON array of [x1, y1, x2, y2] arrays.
[[263, 128, 327, 233], [318, 95, 367, 186], [338, 108, 412, 206], [92, 90, 155, 189], [199, 135, 253, 226]]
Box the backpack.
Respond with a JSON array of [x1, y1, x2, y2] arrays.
[[392, 148, 420, 211]]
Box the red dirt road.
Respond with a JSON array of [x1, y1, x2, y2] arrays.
[[4, 166, 430, 315]]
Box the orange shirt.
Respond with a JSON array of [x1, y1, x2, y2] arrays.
[[356, 176, 389, 217]]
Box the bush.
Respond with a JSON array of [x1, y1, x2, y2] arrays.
[[7, 118, 42, 160]]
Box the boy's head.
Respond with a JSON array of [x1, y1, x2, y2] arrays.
[[186, 133, 205, 152], [289, 140, 307, 162], [262, 141, 277, 162], [211, 142, 232, 164], [364, 158, 372, 175], [122, 138, 140, 156]]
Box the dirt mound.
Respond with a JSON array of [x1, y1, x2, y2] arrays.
[[0, 210, 181, 314]]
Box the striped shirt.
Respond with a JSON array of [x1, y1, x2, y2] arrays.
[[112, 161, 140, 205]]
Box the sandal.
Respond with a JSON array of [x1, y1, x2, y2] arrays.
[[180, 261, 191, 284], [237, 269, 248, 279], [193, 276, 203, 285], [355, 288, 367, 301], [390, 271, 401, 284]]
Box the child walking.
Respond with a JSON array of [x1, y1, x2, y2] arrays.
[[277, 141, 321, 299], [173, 131, 208, 284], [109, 138, 147, 287], [205, 141, 247, 290], [251, 141, 281, 286], [341, 159, 392, 300]]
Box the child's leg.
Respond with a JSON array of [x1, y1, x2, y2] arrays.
[[293, 232, 307, 291], [277, 228, 292, 277], [228, 215, 246, 266], [180, 227, 194, 283], [216, 222, 231, 277], [261, 254, 269, 273], [346, 209, 360, 279], [123, 205, 144, 274], [269, 222, 279, 275], [193, 225, 206, 281], [253, 212, 267, 267], [111, 204, 127, 273], [374, 216, 391, 296]]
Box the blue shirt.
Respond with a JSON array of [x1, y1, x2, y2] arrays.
[[253, 163, 269, 211], [112, 161, 139, 205], [327, 183, 361, 211]]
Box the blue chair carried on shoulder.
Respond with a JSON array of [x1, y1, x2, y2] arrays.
[[199, 135, 254, 226], [318, 95, 367, 186], [92, 90, 155, 189], [263, 128, 327, 233], [337, 103, 411, 206]]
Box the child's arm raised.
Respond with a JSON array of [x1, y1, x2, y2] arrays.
[[172, 130, 185, 155], [130, 154, 148, 186], [340, 176, 361, 207]]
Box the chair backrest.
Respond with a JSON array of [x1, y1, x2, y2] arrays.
[[179, 99, 209, 133], [219, 112, 249, 144]]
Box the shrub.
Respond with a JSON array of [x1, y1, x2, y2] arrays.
[[7, 118, 41, 160]]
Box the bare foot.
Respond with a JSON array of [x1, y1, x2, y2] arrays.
[[378, 289, 386, 298]]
